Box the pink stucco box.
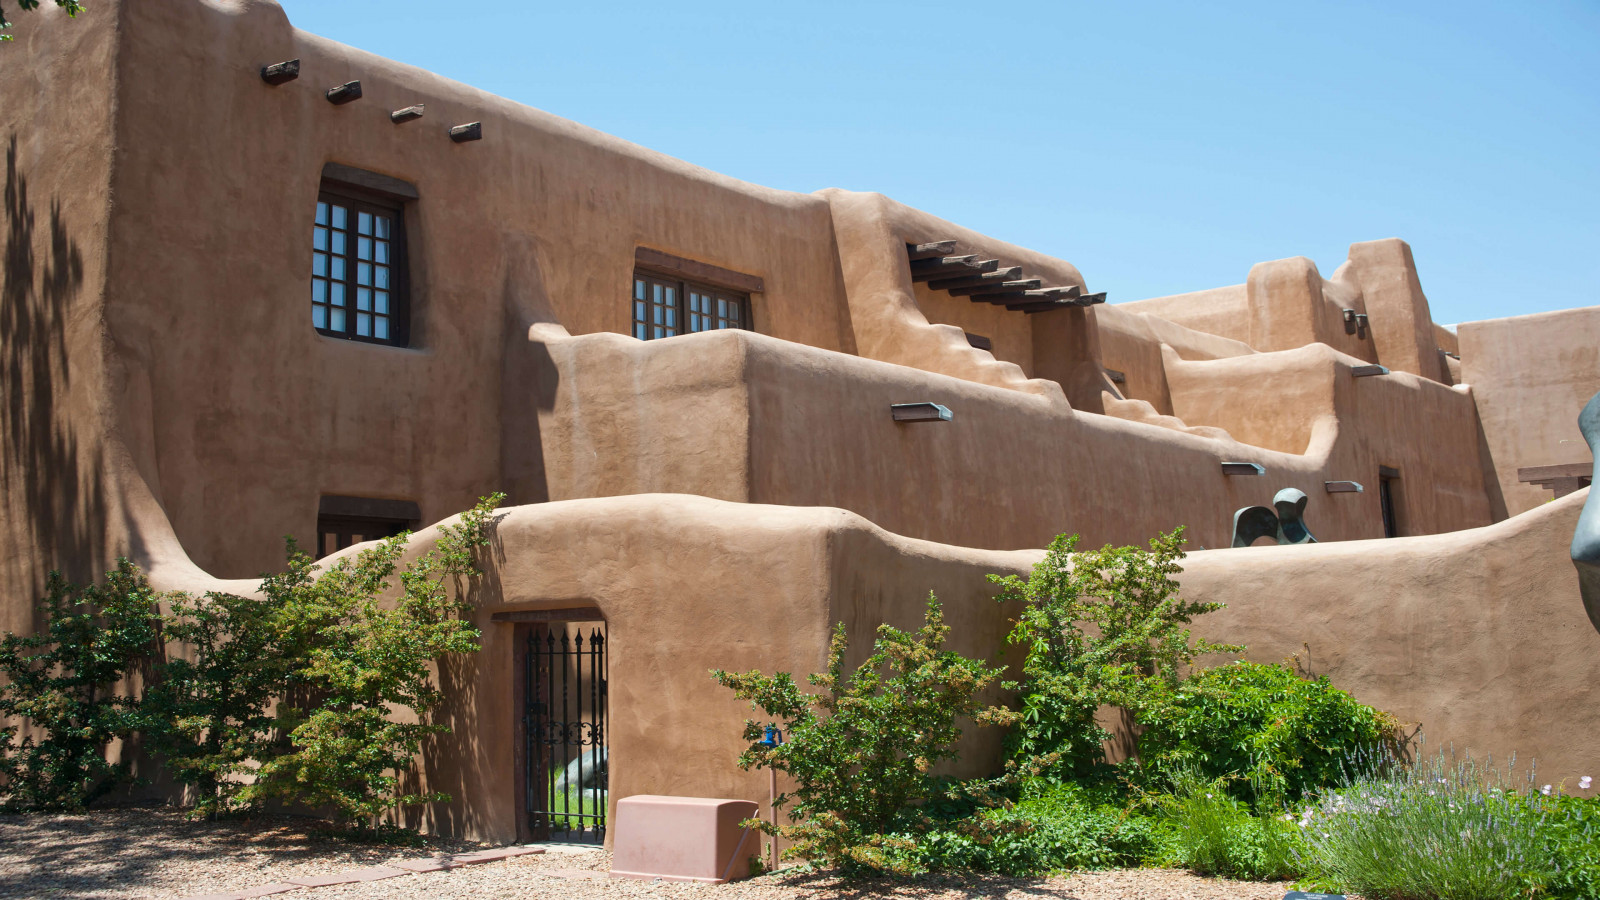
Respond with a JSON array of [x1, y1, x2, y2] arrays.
[[608, 795, 762, 883]]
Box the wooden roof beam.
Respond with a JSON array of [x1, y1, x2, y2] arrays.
[[926, 266, 1023, 291], [909, 256, 1001, 281], [1008, 290, 1108, 313], [952, 279, 1042, 297], [906, 241, 958, 261]]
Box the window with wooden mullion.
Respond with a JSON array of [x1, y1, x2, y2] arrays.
[[312, 191, 403, 345], [631, 271, 748, 340]]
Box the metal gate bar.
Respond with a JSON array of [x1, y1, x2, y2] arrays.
[[525, 625, 607, 843]]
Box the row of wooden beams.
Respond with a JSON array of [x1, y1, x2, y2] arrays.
[[907, 241, 957, 261], [927, 266, 1023, 291], [905, 240, 1108, 312], [909, 255, 1001, 281]]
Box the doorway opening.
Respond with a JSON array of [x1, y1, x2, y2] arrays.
[[523, 620, 608, 844]]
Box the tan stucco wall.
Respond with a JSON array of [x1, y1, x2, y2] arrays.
[[1186, 491, 1600, 786], [1460, 307, 1600, 518], [127, 492, 1600, 844], [528, 326, 1491, 553], [92, 0, 856, 579], [0, 2, 123, 629]]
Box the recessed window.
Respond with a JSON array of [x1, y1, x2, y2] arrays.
[[631, 271, 749, 341], [316, 496, 419, 556], [311, 167, 412, 346], [1378, 466, 1401, 538]]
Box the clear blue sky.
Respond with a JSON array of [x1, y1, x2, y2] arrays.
[[277, 0, 1597, 326]]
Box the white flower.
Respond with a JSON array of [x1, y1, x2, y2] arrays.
[[1581, 776, 1593, 790], [1541, 784, 1553, 796]]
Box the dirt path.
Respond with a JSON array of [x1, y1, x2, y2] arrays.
[[0, 808, 1295, 900]]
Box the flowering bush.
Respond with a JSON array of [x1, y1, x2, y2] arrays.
[[1295, 752, 1563, 900]]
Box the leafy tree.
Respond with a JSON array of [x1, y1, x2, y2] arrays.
[[989, 528, 1241, 780], [0, 1, 84, 42], [712, 598, 1028, 874], [0, 559, 162, 810]]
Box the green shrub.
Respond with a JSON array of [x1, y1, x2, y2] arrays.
[[1298, 752, 1559, 900], [1137, 661, 1402, 805], [1162, 773, 1305, 880], [918, 782, 1166, 875], [241, 495, 501, 825], [1535, 791, 1600, 900], [0, 560, 162, 811], [711, 598, 1025, 875], [5, 496, 499, 825], [990, 528, 1241, 781], [145, 584, 306, 816]]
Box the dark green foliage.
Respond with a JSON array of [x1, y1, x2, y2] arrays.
[[3, 496, 499, 825], [235, 494, 501, 823], [917, 783, 1167, 875], [0, 559, 162, 810], [0, 0, 83, 41], [1534, 793, 1600, 900], [711, 598, 1026, 874], [989, 528, 1241, 780], [144, 584, 304, 816], [1137, 661, 1403, 805]]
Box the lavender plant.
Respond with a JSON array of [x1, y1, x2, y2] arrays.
[[1296, 750, 1559, 900]]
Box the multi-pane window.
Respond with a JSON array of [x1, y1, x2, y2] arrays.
[[632, 271, 748, 341], [312, 189, 406, 345]]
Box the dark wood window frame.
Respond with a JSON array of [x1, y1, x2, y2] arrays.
[[315, 495, 419, 557], [312, 168, 413, 347], [630, 248, 760, 342]]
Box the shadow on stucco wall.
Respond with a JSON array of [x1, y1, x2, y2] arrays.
[[1, 134, 108, 621], [415, 509, 507, 837]]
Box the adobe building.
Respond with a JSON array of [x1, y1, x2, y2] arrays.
[[2, 0, 1597, 844]]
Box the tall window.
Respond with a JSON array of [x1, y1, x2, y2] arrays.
[[632, 271, 748, 341], [1378, 466, 1401, 538], [312, 182, 408, 346]]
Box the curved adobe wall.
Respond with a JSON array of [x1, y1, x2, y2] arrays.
[[126, 492, 1600, 844], [1184, 490, 1600, 784]]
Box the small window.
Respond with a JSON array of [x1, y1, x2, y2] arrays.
[[1378, 466, 1401, 538], [312, 176, 409, 346], [631, 270, 749, 341], [315, 496, 419, 556]]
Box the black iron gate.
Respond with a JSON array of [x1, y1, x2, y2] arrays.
[[524, 625, 608, 843]]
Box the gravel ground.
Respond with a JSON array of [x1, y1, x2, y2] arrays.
[[0, 807, 1298, 900]]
